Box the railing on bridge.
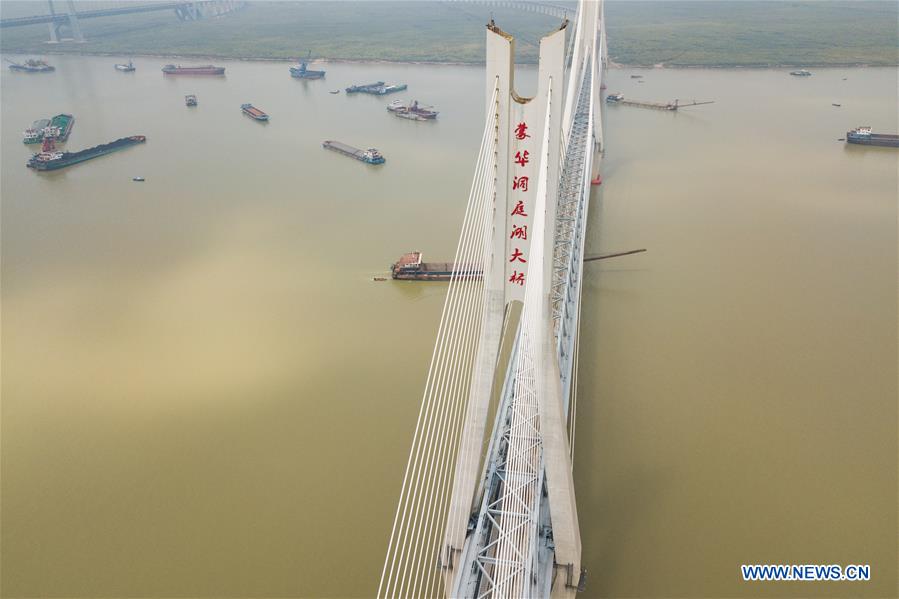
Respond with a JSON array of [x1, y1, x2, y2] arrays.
[[380, 0, 605, 597]]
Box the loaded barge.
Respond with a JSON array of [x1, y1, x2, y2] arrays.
[[241, 103, 269, 121], [346, 81, 407, 95], [846, 127, 899, 148], [322, 141, 384, 164], [387, 100, 438, 120], [27, 135, 146, 171], [391, 252, 481, 281], [8, 59, 54, 73], [162, 64, 225, 75]]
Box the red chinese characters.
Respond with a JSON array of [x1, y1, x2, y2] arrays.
[[509, 121, 531, 289], [515, 122, 531, 140]]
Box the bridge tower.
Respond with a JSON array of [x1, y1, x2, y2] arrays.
[[439, 18, 582, 598], [46, 0, 84, 43], [378, 2, 604, 596]]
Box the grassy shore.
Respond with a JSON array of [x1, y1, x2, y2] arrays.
[[1, 1, 896, 67]]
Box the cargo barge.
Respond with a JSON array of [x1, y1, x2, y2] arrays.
[[846, 127, 899, 148], [7, 59, 54, 73], [241, 103, 269, 121], [390, 252, 481, 281], [346, 81, 407, 95], [27, 135, 146, 171], [322, 140, 384, 164], [22, 113, 74, 144], [162, 64, 225, 75], [290, 52, 325, 79], [387, 100, 438, 120]]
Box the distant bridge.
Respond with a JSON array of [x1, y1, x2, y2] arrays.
[[0, 0, 245, 42], [455, 0, 577, 20]]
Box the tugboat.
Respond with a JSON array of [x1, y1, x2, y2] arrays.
[[22, 114, 74, 144], [162, 64, 225, 75], [27, 135, 146, 171], [185, 94, 198, 107], [7, 58, 54, 73], [322, 141, 385, 164], [289, 50, 326, 79], [789, 69, 812, 76], [23, 119, 51, 144], [845, 126, 899, 148], [114, 60, 135, 72], [241, 103, 269, 121]]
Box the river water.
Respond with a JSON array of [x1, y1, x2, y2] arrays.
[[1, 55, 896, 598]]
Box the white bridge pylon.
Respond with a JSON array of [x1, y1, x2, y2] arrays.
[[379, 1, 604, 597]]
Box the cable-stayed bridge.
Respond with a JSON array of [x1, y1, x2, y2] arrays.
[[379, 0, 606, 596]]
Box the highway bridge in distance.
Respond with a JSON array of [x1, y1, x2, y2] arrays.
[[0, 1, 245, 42]]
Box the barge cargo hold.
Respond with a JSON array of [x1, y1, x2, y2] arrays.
[[48, 113, 74, 141], [391, 252, 481, 281], [322, 141, 384, 164], [27, 136, 146, 171], [162, 64, 225, 75], [846, 127, 899, 148], [241, 104, 269, 121]]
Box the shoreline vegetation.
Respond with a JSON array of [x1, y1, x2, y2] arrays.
[[2, 49, 894, 71], [1, 1, 896, 68]]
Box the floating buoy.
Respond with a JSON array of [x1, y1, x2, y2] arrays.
[[591, 175, 602, 186]]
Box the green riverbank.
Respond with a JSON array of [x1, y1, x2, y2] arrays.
[[1, 1, 896, 67]]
